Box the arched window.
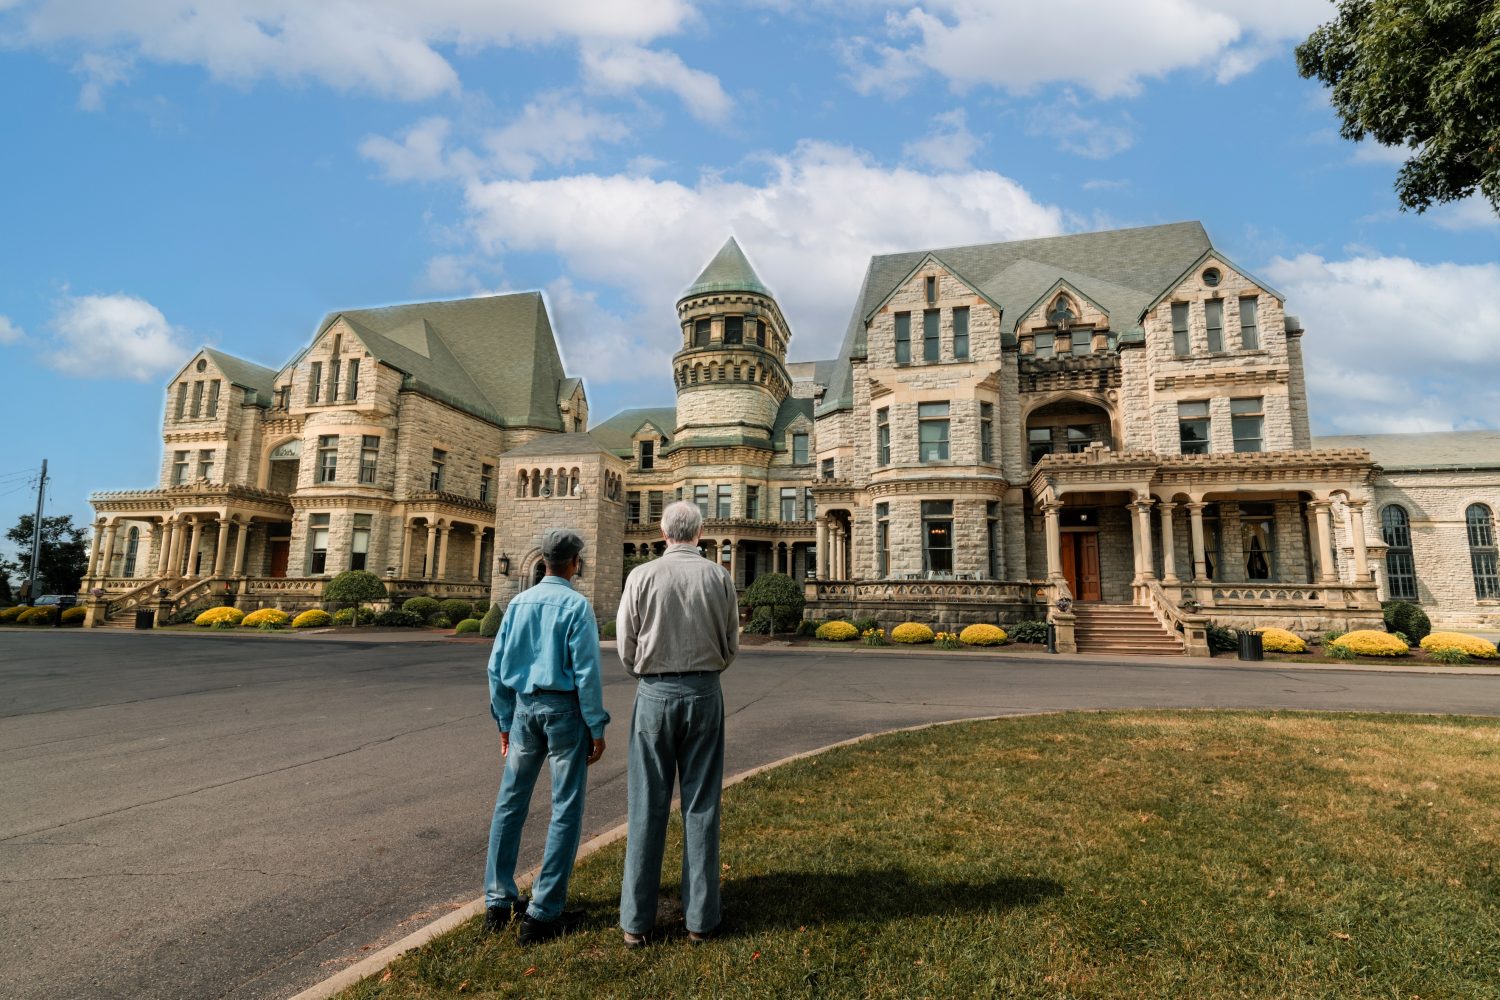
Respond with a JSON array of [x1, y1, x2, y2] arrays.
[[1380, 504, 1418, 600], [1466, 504, 1499, 599], [123, 526, 139, 578]]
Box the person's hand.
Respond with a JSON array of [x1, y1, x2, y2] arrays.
[[587, 737, 605, 765], [500, 731, 510, 758]]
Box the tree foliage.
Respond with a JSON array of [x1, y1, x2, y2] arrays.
[[741, 572, 804, 633], [1297, 1, 1500, 216], [323, 569, 387, 626], [6, 514, 87, 597]]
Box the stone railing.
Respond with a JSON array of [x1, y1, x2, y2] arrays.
[[1205, 581, 1381, 610], [92, 578, 164, 626], [806, 579, 1042, 605], [405, 490, 497, 516], [1144, 579, 1207, 656], [241, 577, 324, 595]]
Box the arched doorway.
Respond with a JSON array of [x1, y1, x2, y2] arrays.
[[1025, 397, 1115, 467]]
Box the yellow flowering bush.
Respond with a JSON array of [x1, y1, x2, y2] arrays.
[[861, 627, 889, 646], [196, 606, 245, 627], [0, 606, 24, 623], [1419, 632, 1498, 659], [815, 620, 858, 641], [891, 622, 934, 644], [60, 606, 87, 625], [241, 608, 290, 628], [292, 609, 333, 629], [1258, 627, 1306, 653], [959, 624, 1007, 646], [19, 606, 57, 624], [1330, 630, 1409, 657]]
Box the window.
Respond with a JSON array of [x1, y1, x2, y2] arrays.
[[172, 450, 188, 484], [1171, 302, 1191, 356], [310, 361, 323, 403], [346, 358, 360, 400], [1239, 296, 1259, 349], [894, 312, 911, 363], [918, 402, 950, 462], [197, 448, 214, 480], [724, 316, 743, 345], [780, 487, 796, 522], [430, 449, 446, 490], [693, 318, 710, 347], [876, 407, 891, 465], [480, 464, 494, 503], [1240, 502, 1275, 581], [330, 358, 342, 401], [123, 526, 139, 578], [190, 380, 204, 417], [756, 319, 766, 347], [1034, 332, 1055, 359], [1067, 425, 1093, 453], [987, 501, 1001, 579], [1231, 398, 1264, 452], [1467, 504, 1500, 599], [309, 513, 330, 574], [1381, 504, 1418, 600], [206, 380, 220, 417], [925, 275, 937, 304], [627, 491, 642, 523], [980, 403, 994, 462], [953, 307, 969, 359], [876, 502, 890, 577], [923, 309, 940, 361], [1202, 267, 1222, 287], [317, 435, 338, 483], [1179, 402, 1210, 454], [694, 485, 710, 518], [350, 514, 371, 571], [639, 439, 654, 470], [804, 487, 815, 521], [717, 485, 733, 519], [1069, 330, 1092, 356], [792, 432, 809, 464], [922, 500, 954, 573], [175, 383, 187, 419], [277, 386, 290, 410], [649, 491, 665, 522], [1205, 299, 1224, 353], [359, 435, 379, 484], [1029, 427, 1053, 465], [821, 458, 835, 479], [746, 486, 759, 520]]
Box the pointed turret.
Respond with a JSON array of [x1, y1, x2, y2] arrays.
[[680, 237, 773, 301]]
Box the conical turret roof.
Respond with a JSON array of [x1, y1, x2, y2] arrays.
[[680, 236, 772, 301]]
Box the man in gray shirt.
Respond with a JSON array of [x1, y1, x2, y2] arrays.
[[617, 501, 739, 946]]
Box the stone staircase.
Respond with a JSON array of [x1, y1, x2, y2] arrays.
[[1071, 603, 1185, 656]]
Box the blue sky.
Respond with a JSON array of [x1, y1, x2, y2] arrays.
[[2, 0, 1497, 557]]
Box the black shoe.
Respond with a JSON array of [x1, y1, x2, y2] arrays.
[[483, 899, 525, 933], [518, 910, 582, 946]]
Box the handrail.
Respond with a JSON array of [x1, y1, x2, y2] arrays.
[[105, 578, 165, 619], [1144, 579, 1205, 655]]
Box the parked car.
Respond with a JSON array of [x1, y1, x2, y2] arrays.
[[34, 595, 78, 607]]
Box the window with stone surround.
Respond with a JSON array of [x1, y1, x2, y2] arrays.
[[310, 361, 323, 403], [317, 436, 338, 483], [1178, 401, 1210, 455], [1066, 425, 1093, 453], [980, 403, 994, 461], [480, 464, 494, 503], [745, 486, 759, 520], [894, 312, 911, 363], [206, 380, 220, 417], [1029, 427, 1053, 465], [197, 449, 214, 481], [987, 501, 1001, 579], [1467, 504, 1499, 599], [308, 514, 330, 574], [1239, 296, 1259, 349], [779, 487, 796, 522], [724, 316, 744, 345], [1067, 330, 1092, 356], [190, 380, 204, 417], [350, 514, 371, 571], [756, 320, 767, 347], [346, 359, 360, 401], [1034, 332, 1055, 359], [821, 458, 834, 479], [693, 318, 710, 347], [1240, 502, 1275, 581], [1231, 398, 1264, 452], [639, 439, 654, 470], [627, 491, 641, 523], [649, 490, 665, 522], [918, 402, 950, 462], [359, 436, 379, 484], [694, 485, 710, 519], [172, 450, 188, 484], [953, 307, 969, 359], [717, 485, 732, 519], [175, 382, 187, 419], [792, 432, 809, 464], [330, 357, 342, 401], [1381, 504, 1418, 600], [876, 502, 890, 577], [1205, 299, 1225, 353], [923, 309, 940, 361], [430, 449, 445, 491], [922, 500, 954, 574], [925, 275, 937, 305], [804, 487, 815, 521], [1171, 303, 1190, 356], [876, 407, 890, 465]]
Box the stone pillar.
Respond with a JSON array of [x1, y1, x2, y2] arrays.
[[185, 519, 204, 577], [87, 520, 105, 579], [398, 520, 413, 578], [233, 520, 250, 576], [436, 524, 452, 581], [423, 522, 437, 581], [471, 527, 486, 581], [158, 517, 177, 576], [816, 518, 829, 579], [1220, 504, 1243, 584], [212, 518, 231, 576], [100, 520, 122, 580], [1187, 502, 1208, 583], [1310, 499, 1337, 584], [1043, 502, 1063, 581], [727, 538, 738, 587], [1158, 501, 1179, 584], [1130, 499, 1155, 582], [1347, 500, 1370, 582]]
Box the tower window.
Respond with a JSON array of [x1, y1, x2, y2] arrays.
[[756, 320, 766, 347], [724, 316, 744, 345], [694, 318, 710, 347]]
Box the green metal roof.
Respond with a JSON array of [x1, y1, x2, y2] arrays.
[[201, 348, 278, 404], [680, 237, 773, 301], [771, 397, 814, 445], [589, 406, 677, 457]]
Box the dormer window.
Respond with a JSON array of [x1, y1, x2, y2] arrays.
[[1202, 267, 1222, 287], [640, 439, 654, 470], [1047, 294, 1076, 329]]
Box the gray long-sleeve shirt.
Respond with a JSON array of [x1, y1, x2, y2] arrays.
[[617, 543, 740, 676]]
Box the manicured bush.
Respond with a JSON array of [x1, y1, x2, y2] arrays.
[[851, 617, 880, 634], [815, 620, 858, 641], [196, 606, 245, 627], [440, 599, 474, 624], [60, 606, 87, 625], [20, 606, 58, 625], [324, 570, 387, 626], [959, 624, 1007, 646], [1206, 623, 1239, 654], [402, 596, 442, 621], [292, 609, 333, 629], [861, 627, 889, 646], [455, 618, 482, 634], [332, 607, 356, 625], [891, 622, 934, 644], [1419, 631, 1498, 659], [430, 614, 452, 629], [796, 619, 819, 637], [1259, 627, 1306, 653], [1008, 619, 1048, 644], [480, 603, 501, 638], [1331, 629, 1409, 657], [1382, 601, 1431, 643], [374, 608, 424, 628], [741, 573, 804, 634], [934, 631, 961, 650], [0, 606, 25, 623], [241, 608, 290, 629], [1427, 646, 1471, 665], [600, 619, 617, 639]]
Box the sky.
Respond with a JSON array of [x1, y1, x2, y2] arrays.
[[1, 0, 1497, 560]]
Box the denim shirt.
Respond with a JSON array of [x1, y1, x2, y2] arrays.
[[488, 576, 610, 739]]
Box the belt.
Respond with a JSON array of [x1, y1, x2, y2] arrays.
[[640, 670, 720, 679], [531, 688, 576, 695]]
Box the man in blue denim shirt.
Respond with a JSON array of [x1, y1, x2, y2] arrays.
[[483, 528, 609, 946]]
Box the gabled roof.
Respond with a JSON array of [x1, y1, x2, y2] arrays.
[[1013, 277, 1113, 332], [1137, 247, 1285, 320], [771, 397, 814, 443], [589, 406, 678, 457], [200, 348, 278, 403], [680, 237, 773, 301], [557, 377, 583, 404], [818, 221, 1213, 416], [316, 292, 570, 429], [861, 251, 1004, 324]]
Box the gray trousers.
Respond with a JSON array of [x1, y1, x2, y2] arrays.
[[619, 672, 725, 935]]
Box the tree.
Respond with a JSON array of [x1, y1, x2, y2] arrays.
[[741, 572, 804, 635], [323, 570, 387, 626], [0, 557, 16, 605], [6, 514, 88, 599], [1297, 1, 1500, 217]]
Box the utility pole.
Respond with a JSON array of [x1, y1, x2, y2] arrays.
[[26, 459, 46, 605]]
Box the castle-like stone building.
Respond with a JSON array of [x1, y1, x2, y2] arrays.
[[86, 223, 1500, 650]]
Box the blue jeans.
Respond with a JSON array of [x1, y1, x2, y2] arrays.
[[620, 673, 725, 935], [484, 691, 591, 921]]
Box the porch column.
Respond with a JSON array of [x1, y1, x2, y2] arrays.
[[1309, 499, 1337, 584], [1130, 499, 1155, 582], [471, 527, 486, 581], [436, 524, 452, 580], [185, 519, 205, 577], [728, 538, 738, 587], [1042, 501, 1063, 581], [833, 524, 844, 579], [816, 518, 829, 579], [158, 517, 177, 575], [87, 520, 105, 579], [423, 522, 437, 581], [1346, 500, 1370, 581], [1158, 500, 1179, 584], [398, 519, 413, 577], [100, 519, 122, 580], [212, 518, 232, 576], [1187, 502, 1209, 583], [233, 519, 250, 576]]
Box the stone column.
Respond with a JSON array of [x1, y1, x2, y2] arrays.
[[1346, 500, 1370, 582], [727, 538, 738, 587], [1043, 501, 1063, 581], [185, 519, 204, 577], [398, 519, 413, 578], [436, 524, 452, 581], [471, 527, 486, 581], [1130, 499, 1155, 582], [423, 522, 437, 580], [158, 517, 177, 575], [212, 518, 232, 576], [1309, 499, 1337, 583], [1187, 502, 1209, 583], [100, 520, 122, 580], [87, 520, 106, 579], [1158, 501, 1179, 584], [816, 518, 829, 579], [233, 520, 250, 576]]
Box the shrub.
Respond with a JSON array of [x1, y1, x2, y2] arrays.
[[1382, 601, 1431, 643], [796, 619, 819, 637], [324, 570, 387, 625], [851, 617, 880, 634], [959, 624, 1007, 646], [891, 622, 934, 644], [624, 554, 655, 578], [212, 619, 238, 630], [196, 606, 245, 627], [440, 599, 474, 624], [241, 608, 290, 629], [1331, 629, 1409, 657], [374, 608, 424, 628], [402, 596, 442, 621], [480, 603, 501, 638], [1427, 646, 1471, 665], [1206, 623, 1239, 654], [0, 606, 24, 623], [1320, 630, 1346, 646], [601, 619, 617, 639], [1008, 619, 1049, 644], [455, 618, 482, 635], [815, 621, 858, 641], [1259, 627, 1306, 653], [430, 614, 452, 629], [1420, 632, 1498, 659], [332, 607, 356, 625], [292, 609, 333, 629], [934, 631, 961, 650], [166, 606, 204, 625], [861, 627, 889, 647], [60, 606, 87, 625], [20, 606, 58, 625], [1327, 642, 1358, 660], [740, 573, 804, 634]]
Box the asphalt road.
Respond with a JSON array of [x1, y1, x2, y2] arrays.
[[3, 632, 1498, 1000]]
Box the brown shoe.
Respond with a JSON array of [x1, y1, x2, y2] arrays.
[[622, 930, 650, 949], [687, 929, 714, 945]]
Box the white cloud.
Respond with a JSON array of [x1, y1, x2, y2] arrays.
[[460, 140, 1064, 362], [0, 315, 24, 345], [1425, 195, 1500, 232], [544, 278, 675, 388], [902, 108, 982, 171], [359, 117, 464, 182], [73, 50, 131, 110], [5, 0, 698, 103], [1350, 141, 1411, 166], [483, 93, 632, 178], [1028, 98, 1134, 159], [1082, 178, 1131, 192], [1266, 253, 1500, 433], [579, 43, 732, 123], [46, 293, 192, 380]]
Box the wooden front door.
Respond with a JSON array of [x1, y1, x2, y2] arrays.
[[268, 540, 289, 578], [1060, 531, 1102, 602]]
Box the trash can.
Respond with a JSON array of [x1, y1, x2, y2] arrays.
[[134, 609, 155, 630], [1046, 621, 1058, 654], [1237, 629, 1263, 661]]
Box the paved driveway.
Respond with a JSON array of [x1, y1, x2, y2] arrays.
[[2, 631, 1497, 1000]]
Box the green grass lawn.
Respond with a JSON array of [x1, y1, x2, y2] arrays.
[[341, 712, 1500, 999]]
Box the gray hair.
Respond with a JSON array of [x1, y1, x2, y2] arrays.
[[661, 500, 703, 543]]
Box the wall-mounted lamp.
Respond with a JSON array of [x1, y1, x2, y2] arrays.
[[498, 553, 512, 576]]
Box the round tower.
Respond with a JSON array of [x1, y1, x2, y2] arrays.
[[672, 237, 792, 449]]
